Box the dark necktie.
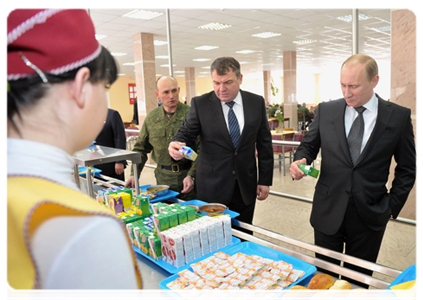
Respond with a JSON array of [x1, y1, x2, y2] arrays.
[[347, 106, 366, 165], [226, 101, 240, 148]]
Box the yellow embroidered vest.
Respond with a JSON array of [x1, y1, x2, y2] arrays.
[[7, 176, 142, 289]]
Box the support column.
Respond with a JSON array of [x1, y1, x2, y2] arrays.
[[283, 51, 297, 130], [313, 73, 321, 105], [133, 32, 157, 126], [263, 71, 271, 106], [185, 67, 196, 105], [390, 9, 416, 220]]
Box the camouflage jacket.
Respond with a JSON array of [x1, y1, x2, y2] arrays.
[[131, 102, 199, 178]]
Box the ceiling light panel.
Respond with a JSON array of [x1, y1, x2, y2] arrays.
[[193, 58, 211, 62], [154, 40, 168, 46], [336, 13, 371, 23], [252, 32, 281, 39], [293, 39, 317, 45], [122, 9, 163, 20], [236, 50, 256, 54], [199, 22, 232, 30], [195, 46, 219, 50], [111, 52, 127, 56]]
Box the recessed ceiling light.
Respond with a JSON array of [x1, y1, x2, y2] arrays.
[[122, 9, 163, 20], [199, 22, 232, 30], [193, 58, 211, 62], [236, 50, 256, 54], [160, 64, 176, 67], [252, 32, 281, 39], [154, 40, 168, 46], [156, 55, 169, 59], [372, 25, 391, 32], [201, 66, 211, 69], [195, 46, 219, 51], [174, 71, 185, 74], [293, 39, 317, 45], [199, 71, 210, 74], [122, 62, 135, 66], [111, 52, 127, 56], [117, 74, 126, 76], [95, 34, 107, 40], [337, 13, 371, 23], [239, 62, 249, 64]]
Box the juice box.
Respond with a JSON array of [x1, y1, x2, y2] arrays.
[[152, 213, 170, 233], [166, 210, 179, 228], [171, 208, 188, 225], [134, 195, 151, 217], [181, 205, 196, 222], [148, 234, 162, 260], [117, 192, 132, 213], [179, 145, 197, 161], [299, 163, 319, 178]]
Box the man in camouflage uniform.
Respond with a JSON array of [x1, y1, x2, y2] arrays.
[[125, 76, 198, 200]]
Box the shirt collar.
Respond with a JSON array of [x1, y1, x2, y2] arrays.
[[362, 93, 378, 113], [7, 138, 79, 191]]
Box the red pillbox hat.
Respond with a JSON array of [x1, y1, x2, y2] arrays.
[[7, 9, 101, 81]]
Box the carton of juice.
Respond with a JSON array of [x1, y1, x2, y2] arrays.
[[179, 145, 197, 161], [134, 195, 151, 217]]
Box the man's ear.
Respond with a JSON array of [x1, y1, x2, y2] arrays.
[[71, 67, 91, 108]]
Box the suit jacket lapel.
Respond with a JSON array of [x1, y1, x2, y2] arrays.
[[209, 92, 233, 147], [356, 96, 392, 165], [332, 100, 351, 164]]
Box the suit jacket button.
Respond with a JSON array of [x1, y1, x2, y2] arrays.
[[234, 151, 237, 155], [232, 171, 236, 174]]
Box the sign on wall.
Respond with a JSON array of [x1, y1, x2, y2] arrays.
[[128, 83, 137, 104]]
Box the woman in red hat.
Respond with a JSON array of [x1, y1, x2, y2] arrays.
[[7, 9, 142, 289]]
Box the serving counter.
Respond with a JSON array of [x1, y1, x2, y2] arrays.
[[75, 173, 413, 294]]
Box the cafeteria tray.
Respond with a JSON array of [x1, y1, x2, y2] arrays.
[[139, 184, 180, 203], [159, 241, 317, 290], [180, 200, 240, 219], [382, 265, 420, 300], [133, 236, 241, 274]]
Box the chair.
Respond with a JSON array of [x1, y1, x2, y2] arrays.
[[273, 133, 294, 175], [298, 112, 306, 131]]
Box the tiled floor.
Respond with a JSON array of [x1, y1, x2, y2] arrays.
[[130, 155, 416, 286]]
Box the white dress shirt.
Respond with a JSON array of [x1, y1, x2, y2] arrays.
[[220, 91, 245, 134], [344, 93, 378, 153]]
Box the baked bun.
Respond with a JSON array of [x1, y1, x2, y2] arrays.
[[307, 274, 335, 289], [329, 280, 352, 290], [310, 292, 333, 300], [347, 288, 376, 300], [282, 285, 311, 300]]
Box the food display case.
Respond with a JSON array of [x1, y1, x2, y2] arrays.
[[72, 145, 141, 198], [132, 198, 409, 291]]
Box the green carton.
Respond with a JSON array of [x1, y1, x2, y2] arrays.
[[299, 163, 320, 178]]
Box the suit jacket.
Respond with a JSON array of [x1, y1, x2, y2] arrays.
[[94, 109, 127, 177], [294, 95, 415, 234], [172, 90, 274, 206]]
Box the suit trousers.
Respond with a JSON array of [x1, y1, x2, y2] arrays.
[[228, 180, 256, 236], [314, 196, 386, 288]]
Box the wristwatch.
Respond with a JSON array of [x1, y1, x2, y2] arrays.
[[187, 175, 195, 182]]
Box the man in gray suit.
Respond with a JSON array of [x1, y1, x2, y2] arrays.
[[169, 57, 273, 226], [290, 54, 415, 287]]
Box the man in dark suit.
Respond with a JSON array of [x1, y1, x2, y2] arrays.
[[94, 108, 127, 181], [290, 54, 415, 287], [169, 57, 273, 225]]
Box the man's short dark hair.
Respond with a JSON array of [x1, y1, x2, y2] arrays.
[[210, 57, 241, 78]]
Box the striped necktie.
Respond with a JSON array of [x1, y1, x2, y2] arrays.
[[226, 101, 240, 148], [347, 106, 366, 165]]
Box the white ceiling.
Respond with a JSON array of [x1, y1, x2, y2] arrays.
[[89, 8, 391, 79]]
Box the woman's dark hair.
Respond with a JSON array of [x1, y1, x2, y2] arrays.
[[8, 46, 118, 131]]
